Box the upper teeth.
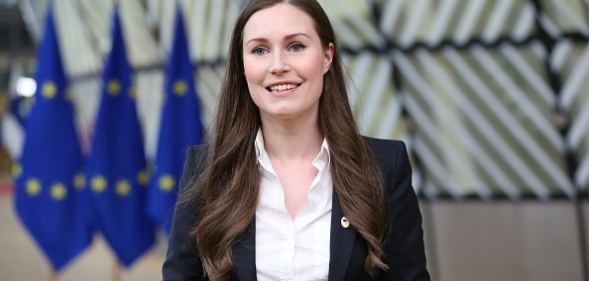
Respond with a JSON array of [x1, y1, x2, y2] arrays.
[[270, 84, 297, 92]]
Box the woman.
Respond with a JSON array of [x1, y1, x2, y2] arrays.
[[163, 0, 429, 280]]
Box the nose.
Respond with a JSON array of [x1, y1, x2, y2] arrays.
[[269, 50, 290, 74]]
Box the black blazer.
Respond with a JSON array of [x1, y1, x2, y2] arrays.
[[163, 137, 430, 281]]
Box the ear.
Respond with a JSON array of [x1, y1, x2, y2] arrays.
[[323, 42, 335, 74]]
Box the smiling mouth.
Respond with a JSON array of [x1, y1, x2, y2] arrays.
[[266, 83, 301, 93]]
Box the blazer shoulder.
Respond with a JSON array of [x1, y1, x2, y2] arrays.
[[363, 136, 406, 151], [178, 144, 209, 194], [186, 143, 209, 163], [363, 136, 408, 168]]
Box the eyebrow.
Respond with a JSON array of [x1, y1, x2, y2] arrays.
[[245, 33, 312, 45]]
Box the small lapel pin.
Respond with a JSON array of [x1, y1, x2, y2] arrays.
[[341, 216, 350, 228]]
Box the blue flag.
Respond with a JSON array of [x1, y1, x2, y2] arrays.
[[86, 6, 155, 267], [14, 6, 91, 271], [147, 5, 205, 234]]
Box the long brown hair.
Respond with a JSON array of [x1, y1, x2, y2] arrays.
[[184, 0, 388, 279]]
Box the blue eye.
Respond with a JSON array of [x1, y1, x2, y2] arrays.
[[290, 43, 306, 52], [252, 47, 268, 55]]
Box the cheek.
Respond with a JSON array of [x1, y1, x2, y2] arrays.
[[243, 57, 262, 84], [300, 53, 328, 78], [243, 59, 261, 102]]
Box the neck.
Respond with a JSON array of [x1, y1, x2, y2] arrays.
[[260, 113, 323, 161]]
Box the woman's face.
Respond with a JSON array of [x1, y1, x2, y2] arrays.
[[242, 3, 333, 123]]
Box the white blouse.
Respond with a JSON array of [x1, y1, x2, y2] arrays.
[[254, 131, 333, 281]]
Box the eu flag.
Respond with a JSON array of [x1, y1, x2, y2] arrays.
[[86, 5, 155, 267], [14, 6, 91, 271], [147, 5, 204, 234]]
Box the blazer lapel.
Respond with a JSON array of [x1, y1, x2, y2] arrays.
[[328, 192, 357, 281], [233, 220, 257, 281]]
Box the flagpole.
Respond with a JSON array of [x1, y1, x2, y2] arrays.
[[112, 259, 122, 281]]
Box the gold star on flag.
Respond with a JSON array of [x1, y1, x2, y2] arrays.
[[91, 176, 107, 193], [11, 163, 22, 177], [159, 175, 176, 192], [129, 85, 137, 99], [65, 89, 75, 102], [26, 179, 41, 196], [115, 180, 131, 197], [107, 80, 121, 96], [137, 168, 150, 185], [173, 80, 187, 96], [74, 173, 86, 190], [50, 183, 67, 200], [42, 82, 57, 99]]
